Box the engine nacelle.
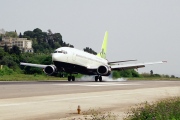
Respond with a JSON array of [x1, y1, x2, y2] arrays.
[[97, 65, 111, 76], [44, 65, 57, 75]]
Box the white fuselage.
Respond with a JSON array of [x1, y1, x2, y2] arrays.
[[52, 47, 108, 69]]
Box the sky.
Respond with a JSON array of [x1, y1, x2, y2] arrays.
[[0, 0, 180, 77]]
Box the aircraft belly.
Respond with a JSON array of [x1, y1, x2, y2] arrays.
[[53, 61, 95, 75]]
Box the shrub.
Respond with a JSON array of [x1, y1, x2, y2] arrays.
[[124, 97, 180, 120], [153, 74, 161, 77], [141, 73, 151, 77], [141, 73, 161, 78], [113, 71, 121, 79], [0, 66, 14, 76], [171, 75, 175, 78], [112, 70, 141, 78]]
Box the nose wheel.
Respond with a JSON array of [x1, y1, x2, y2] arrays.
[[95, 75, 102, 82]]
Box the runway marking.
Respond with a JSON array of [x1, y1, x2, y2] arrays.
[[52, 83, 141, 87], [0, 92, 140, 107]]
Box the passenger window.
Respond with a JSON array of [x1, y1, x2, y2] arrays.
[[54, 51, 58, 53]]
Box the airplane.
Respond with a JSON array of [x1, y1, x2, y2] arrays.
[[20, 31, 166, 82]]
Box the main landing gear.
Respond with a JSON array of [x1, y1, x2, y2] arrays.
[[95, 75, 102, 82], [68, 76, 75, 81]]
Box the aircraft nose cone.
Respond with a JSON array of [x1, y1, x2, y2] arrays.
[[52, 53, 59, 61]]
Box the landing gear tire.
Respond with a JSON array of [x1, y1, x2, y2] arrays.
[[68, 75, 75, 81], [68, 76, 71, 81], [72, 76, 75, 81], [99, 76, 102, 82], [95, 76, 98, 82], [95, 75, 102, 82]]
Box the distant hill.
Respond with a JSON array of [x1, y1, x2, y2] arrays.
[[23, 28, 74, 53]]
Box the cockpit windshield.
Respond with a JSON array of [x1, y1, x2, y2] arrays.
[[54, 50, 67, 54]]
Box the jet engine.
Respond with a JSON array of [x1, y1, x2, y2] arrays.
[[44, 65, 57, 75], [97, 65, 111, 76]]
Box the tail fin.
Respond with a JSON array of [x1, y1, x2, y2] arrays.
[[97, 31, 108, 59]]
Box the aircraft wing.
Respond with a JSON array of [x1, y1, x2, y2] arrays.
[[111, 61, 166, 70], [108, 59, 137, 64], [20, 62, 48, 68]]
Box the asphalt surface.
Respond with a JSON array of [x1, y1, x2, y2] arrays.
[[0, 80, 180, 99], [0, 80, 180, 120]]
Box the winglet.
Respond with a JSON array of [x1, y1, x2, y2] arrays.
[[97, 31, 108, 59]]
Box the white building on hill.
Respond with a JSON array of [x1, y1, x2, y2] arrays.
[[0, 37, 33, 53]]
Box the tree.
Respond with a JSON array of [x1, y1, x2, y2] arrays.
[[23, 31, 34, 38], [54, 42, 61, 49], [53, 33, 62, 42], [47, 29, 53, 36], [171, 75, 175, 78], [69, 45, 74, 48], [40, 56, 52, 65], [0, 48, 5, 59], [33, 28, 42, 34], [23, 28, 73, 53], [33, 28, 44, 43], [10, 45, 21, 55], [84, 47, 97, 55], [4, 44, 9, 52], [150, 70, 153, 76], [19, 32, 22, 38], [5, 31, 18, 37], [0, 35, 2, 41], [0, 56, 18, 70]]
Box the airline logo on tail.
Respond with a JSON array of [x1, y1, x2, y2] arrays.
[[97, 31, 108, 59]]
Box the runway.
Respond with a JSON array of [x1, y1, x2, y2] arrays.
[[0, 80, 180, 119]]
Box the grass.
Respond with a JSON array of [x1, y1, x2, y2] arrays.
[[0, 73, 180, 81], [0, 74, 66, 81], [128, 77, 180, 81], [82, 109, 118, 120], [124, 97, 180, 120]]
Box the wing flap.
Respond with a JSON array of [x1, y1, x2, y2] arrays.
[[20, 62, 48, 68], [111, 61, 166, 70]]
